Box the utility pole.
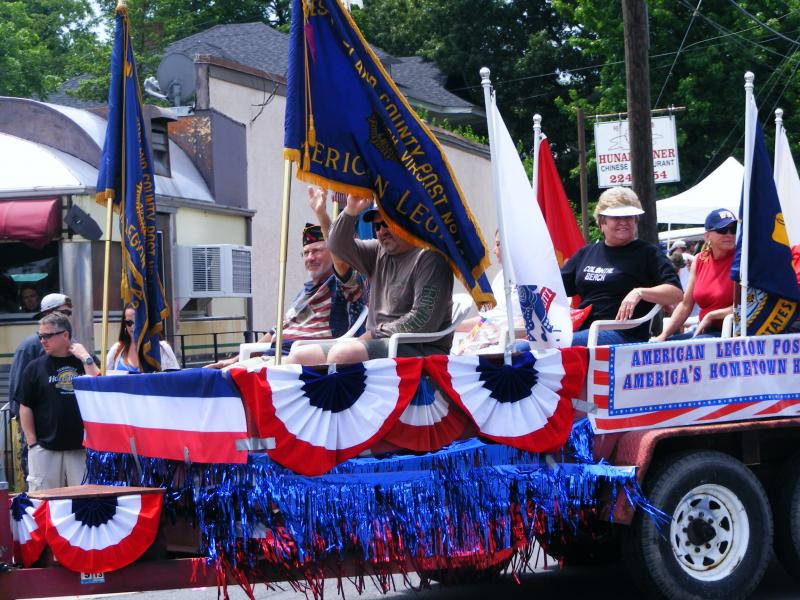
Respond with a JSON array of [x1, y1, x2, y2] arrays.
[[622, 0, 657, 243]]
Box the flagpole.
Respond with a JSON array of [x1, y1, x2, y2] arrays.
[[272, 159, 293, 365], [740, 71, 755, 336], [480, 67, 514, 364], [531, 114, 542, 194], [775, 108, 784, 178]]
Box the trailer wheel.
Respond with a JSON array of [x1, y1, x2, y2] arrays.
[[774, 456, 800, 581], [623, 450, 772, 600]]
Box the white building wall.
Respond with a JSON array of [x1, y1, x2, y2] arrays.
[[207, 76, 497, 329]]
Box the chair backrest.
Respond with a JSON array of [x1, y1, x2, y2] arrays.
[[587, 303, 662, 347], [450, 293, 474, 329], [341, 306, 369, 338]]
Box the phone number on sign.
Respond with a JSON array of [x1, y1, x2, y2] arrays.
[[607, 171, 669, 185]]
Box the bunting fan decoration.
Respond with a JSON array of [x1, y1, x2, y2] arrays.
[[10, 494, 46, 567], [383, 376, 471, 451], [424, 349, 588, 452], [40, 493, 163, 573], [230, 358, 423, 475]]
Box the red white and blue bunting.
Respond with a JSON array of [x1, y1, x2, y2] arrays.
[[10, 494, 46, 567], [38, 492, 163, 573], [424, 349, 588, 453], [231, 358, 423, 475], [383, 375, 471, 452]]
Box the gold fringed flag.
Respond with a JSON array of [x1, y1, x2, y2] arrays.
[[96, 4, 169, 371], [283, 0, 494, 306]]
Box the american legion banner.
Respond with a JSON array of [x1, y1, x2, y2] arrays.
[[588, 335, 800, 433], [284, 0, 494, 306]]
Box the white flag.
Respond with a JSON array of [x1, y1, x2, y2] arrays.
[[774, 125, 800, 247], [490, 97, 572, 348]]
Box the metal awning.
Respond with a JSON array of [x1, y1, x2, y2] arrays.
[[0, 198, 61, 248]]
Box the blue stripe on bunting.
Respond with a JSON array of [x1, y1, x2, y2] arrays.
[[72, 368, 240, 398]]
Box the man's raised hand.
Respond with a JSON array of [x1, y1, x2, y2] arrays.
[[344, 194, 374, 216]]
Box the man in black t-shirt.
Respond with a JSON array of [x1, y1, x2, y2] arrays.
[[18, 312, 99, 491]]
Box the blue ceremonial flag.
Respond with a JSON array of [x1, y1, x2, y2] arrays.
[[731, 98, 800, 335], [96, 5, 168, 371], [284, 0, 494, 306]]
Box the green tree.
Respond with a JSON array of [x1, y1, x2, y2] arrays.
[[552, 0, 800, 205], [0, 0, 98, 98]]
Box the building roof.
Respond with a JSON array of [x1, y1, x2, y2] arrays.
[[163, 22, 481, 121], [0, 98, 213, 202], [42, 75, 104, 110]]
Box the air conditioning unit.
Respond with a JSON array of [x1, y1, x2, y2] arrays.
[[175, 244, 252, 299]]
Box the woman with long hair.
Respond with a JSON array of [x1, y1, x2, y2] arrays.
[[105, 303, 180, 372], [655, 208, 737, 340]]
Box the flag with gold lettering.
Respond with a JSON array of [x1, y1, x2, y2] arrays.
[[284, 0, 494, 306], [96, 4, 168, 371], [731, 96, 800, 335]]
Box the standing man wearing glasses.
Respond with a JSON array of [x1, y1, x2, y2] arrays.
[[8, 293, 74, 486], [18, 312, 99, 491], [206, 186, 366, 368]]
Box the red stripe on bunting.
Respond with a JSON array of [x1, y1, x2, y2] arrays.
[[40, 494, 162, 573], [11, 498, 46, 567], [424, 348, 587, 453], [83, 422, 247, 464], [231, 358, 423, 475]]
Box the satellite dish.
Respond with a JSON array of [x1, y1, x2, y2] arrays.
[[64, 204, 103, 241], [157, 52, 196, 107]]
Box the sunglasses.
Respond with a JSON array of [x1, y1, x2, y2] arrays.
[[123, 319, 135, 327], [38, 330, 66, 341], [372, 221, 389, 232], [713, 225, 737, 235]]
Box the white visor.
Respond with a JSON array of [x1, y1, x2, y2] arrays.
[[599, 205, 645, 217]]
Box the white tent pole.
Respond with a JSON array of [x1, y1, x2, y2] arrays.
[[531, 113, 542, 193], [775, 108, 784, 178], [741, 71, 754, 336], [480, 67, 515, 365]]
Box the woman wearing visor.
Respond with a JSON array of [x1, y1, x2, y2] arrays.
[[561, 187, 683, 346]]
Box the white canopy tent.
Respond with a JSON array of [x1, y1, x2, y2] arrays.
[[656, 157, 743, 225]]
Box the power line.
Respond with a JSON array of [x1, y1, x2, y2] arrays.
[[655, 0, 703, 109]]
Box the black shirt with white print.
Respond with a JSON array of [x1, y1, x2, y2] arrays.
[[561, 239, 682, 341]]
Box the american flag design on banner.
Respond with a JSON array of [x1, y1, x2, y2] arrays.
[[10, 494, 46, 567], [41, 492, 163, 573], [424, 349, 587, 453], [588, 338, 800, 434], [230, 358, 422, 475], [383, 376, 470, 452], [73, 369, 250, 464]]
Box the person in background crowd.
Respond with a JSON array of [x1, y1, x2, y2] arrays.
[[656, 208, 737, 340], [19, 284, 41, 313], [105, 302, 180, 372], [561, 187, 683, 346], [8, 293, 73, 487], [669, 239, 693, 291], [18, 312, 99, 491], [206, 186, 366, 369]]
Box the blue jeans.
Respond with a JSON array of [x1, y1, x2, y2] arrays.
[[571, 328, 642, 347], [667, 329, 722, 341]]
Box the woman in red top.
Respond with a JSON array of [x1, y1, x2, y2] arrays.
[[656, 208, 737, 340]]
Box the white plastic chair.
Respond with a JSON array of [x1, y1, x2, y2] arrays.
[[587, 304, 662, 347], [238, 306, 369, 360], [387, 293, 474, 358], [721, 313, 735, 338]]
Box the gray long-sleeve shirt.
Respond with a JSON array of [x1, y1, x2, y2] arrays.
[[328, 213, 454, 352]]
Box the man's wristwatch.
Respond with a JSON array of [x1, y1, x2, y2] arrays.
[[83, 355, 95, 365]]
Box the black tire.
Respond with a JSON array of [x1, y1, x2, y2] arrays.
[[622, 450, 773, 600], [774, 455, 800, 581]]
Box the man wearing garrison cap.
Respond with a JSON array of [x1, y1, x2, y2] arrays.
[[206, 187, 366, 368]]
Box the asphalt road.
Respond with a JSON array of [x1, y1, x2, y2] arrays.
[[40, 555, 798, 600]]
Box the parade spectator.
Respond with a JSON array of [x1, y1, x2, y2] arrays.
[[105, 303, 180, 372], [18, 312, 99, 491], [656, 208, 737, 340], [8, 292, 73, 486], [288, 194, 453, 364], [19, 284, 41, 313], [669, 239, 693, 291], [206, 186, 366, 368], [561, 187, 683, 346]]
